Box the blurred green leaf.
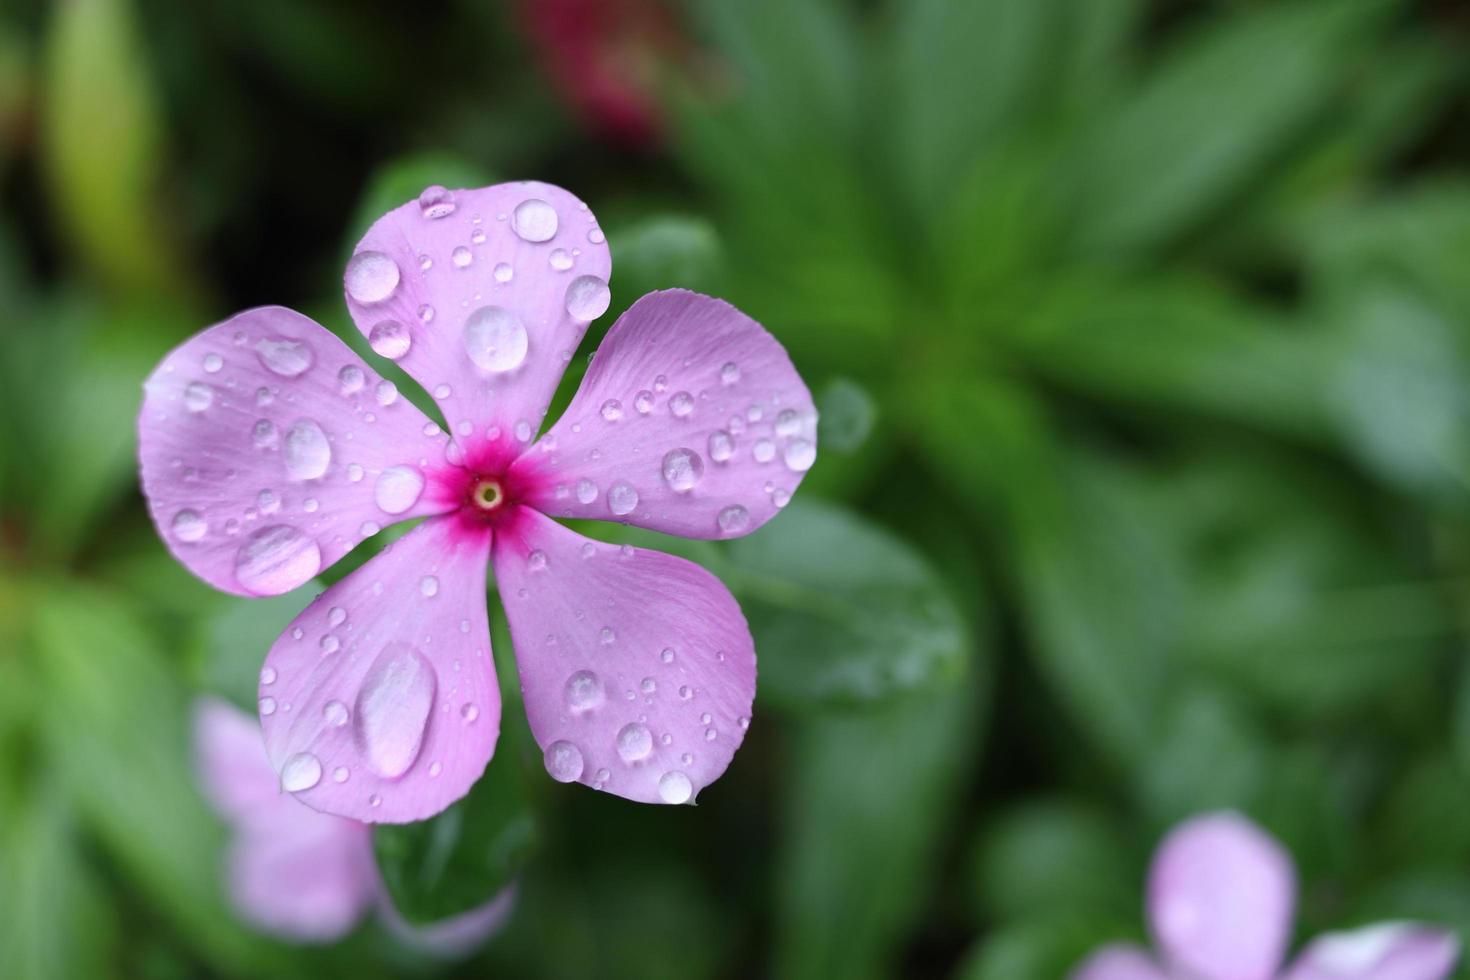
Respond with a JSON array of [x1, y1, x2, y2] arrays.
[[774, 679, 982, 980], [194, 592, 307, 707], [42, 0, 190, 298], [815, 376, 876, 455], [375, 748, 538, 925], [726, 499, 970, 709], [1135, 686, 1269, 824], [954, 915, 1123, 980], [607, 213, 724, 308], [1063, 0, 1390, 257]]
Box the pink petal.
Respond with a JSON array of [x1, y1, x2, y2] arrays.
[[1071, 945, 1170, 980], [514, 289, 816, 538], [378, 885, 517, 958], [1147, 812, 1295, 980], [492, 507, 755, 803], [193, 698, 378, 943], [258, 517, 499, 823], [139, 306, 457, 596], [343, 181, 612, 460], [1282, 923, 1460, 980]]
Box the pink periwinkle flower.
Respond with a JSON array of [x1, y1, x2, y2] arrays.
[[1072, 811, 1460, 980], [194, 697, 514, 947], [141, 181, 816, 822]]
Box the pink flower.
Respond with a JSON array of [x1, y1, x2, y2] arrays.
[[193, 697, 514, 947], [140, 181, 816, 822], [1072, 812, 1460, 980]]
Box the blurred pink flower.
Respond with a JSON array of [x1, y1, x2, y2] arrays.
[[193, 697, 514, 948], [1072, 811, 1460, 980], [141, 182, 816, 824]]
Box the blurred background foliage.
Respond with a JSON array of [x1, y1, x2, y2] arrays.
[[2, 0, 1470, 977]]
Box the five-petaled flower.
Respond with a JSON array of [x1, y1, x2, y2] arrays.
[[1072, 811, 1460, 980], [195, 697, 513, 948], [141, 181, 816, 822]]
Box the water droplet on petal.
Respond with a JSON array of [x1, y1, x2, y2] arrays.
[[261, 666, 277, 685], [669, 391, 694, 418], [235, 524, 321, 594], [717, 505, 750, 535], [281, 752, 323, 792], [616, 723, 653, 763], [753, 439, 776, 463], [369, 320, 411, 360], [256, 337, 314, 377], [345, 251, 400, 304], [634, 390, 654, 414], [259, 696, 276, 715], [709, 430, 734, 463], [376, 380, 399, 406], [784, 438, 816, 471], [600, 399, 623, 422], [565, 670, 605, 712], [283, 420, 332, 480], [324, 700, 349, 726], [252, 419, 279, 450], [338, 365, 365, 394], [528, 550, 548, 572], [461, 703, 480, 723], [549, 248, 573, 271], [545, 740, 584, 782], [184, 381, 214, 412], [203, 353, 223, 373], [608, 482, 639, 516], [720, 362, 740, 386], [452, 246, 473, 268], [661, 448, 704, 492], [493, 262, 514, 284], [660, 648, 675, 664], [658, 770, 693, 804], [513, 198, 558, 242], [418, 184, 456, 219], [420, 575, 439, 597], [463, 306, 528, 372], [576, 479, 598, 504], [333, 766, 349, 783], [355, 643, 436, 778], [171, 509, 207, 542]]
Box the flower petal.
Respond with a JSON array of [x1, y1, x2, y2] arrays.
[[343, 181, 612, 455], [193, 698, 378, 943], [1148, 812, 1295, 980], [492, 507, 755, 803], [139, 306, 457, 597], [1281, 923, 1460, 980], [514, 289, 816, 538], [1071, 945, 1170, 980], [379, 885, 517, 958], [258, 517, 499, 823]]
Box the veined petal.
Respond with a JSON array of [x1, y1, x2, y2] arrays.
[[193, 698, 377, 943], [343, 181, 612, 456], [1148, 812, 1295, 980], [492, 507, 755, 804], [514, 289, 816, 538], [139, 306, 456, 597], [258, 517, 499, 823], [1071, 945, 1170, 980], [1281, 922, 1460, 980]]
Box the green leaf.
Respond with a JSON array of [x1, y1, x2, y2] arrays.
[[374, 746, 538, 924], [773, 679, 983, 980], [1134, 686, 1269, 824], [815, 376, 877, 454], [954, 916, 1122, 980], [607, 213, 725, 313], [725, 499, 970, 709], [41, 0, 191, 298], [1063, 0, 1391, 257], [194, 592, 308, 707]]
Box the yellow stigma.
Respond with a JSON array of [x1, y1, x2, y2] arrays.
[[471, 478, 504, 511]]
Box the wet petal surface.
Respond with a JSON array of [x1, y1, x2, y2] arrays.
[[139, 306, 456, 596], [1282, 922, 1460, 980], [343, 181, 612, 457], [492, 507, 755, 804], [515, 289, 816, 538], [258, 517, 499, 823]]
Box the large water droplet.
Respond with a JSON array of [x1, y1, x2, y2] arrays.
[[376, 380, 399, 406], [463, 306, 528, 372], [256, 337, 314, 377], [717, 505, 750, 535], [576, 479, 598, 504], [658, 770, 693, 804], [564, 670, 605, 712], [784, 438, 816, 471], [235, 524, 321, 594], [601, 399, 623, 422], [708, 430, 734, 463], [184, 382, 214, 412], [171, 509, 207, 542], [545, 740, 584, 782], [345, 251, 400, 304], [608, 482, 639, 516], [661, 448, 704, 493], [324, 700, 350, 727], [355, 643, 436, 778], [512, 198, 558, 242], [452, 246, 473, 268], [283, 420, 332, 480], [565, 275, 610, 321], [374, 465, 424, 514], [494, 262, 514, 283], [281, 752, 323, 792], [634, 390, 654, 415], [338, 365, 365, 394], [418, 185, 456, 219], [369, 320, 411, 360], [669, 391, 694, 418], [616, 723, 653, 763]]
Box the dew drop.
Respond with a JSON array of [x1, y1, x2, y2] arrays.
[[669, 391, 694, 418], [549, 248, 573, 271], [545, 740, 584, 782], [717, 505, 750, 535], [661, 448, 704, 493], [376, 380, 399, 406], [753, 439, 776, 463], [775, 409, 802, 437], [234, 525, 321, 594], [328, 606, 347, 626], [708, 430, 734, 463], [608, 482, 639, 516], [333, 766, 349, 783], [252, 419, 279, 450], [600, 399, 623, 422], [462, 703, 480, 723], [634, 390, 654, 414], [283, 420, 332, 480], [338, 365, 365, 394], [576, 478, 598, 504], [658, 770, 693, 804], [418, 185, 456, 219], [599, 627, 616, 645], [420, 575, 439, 597], [184, 381, 214, 412], [463, 306, 529, 372], [616, 723, 653, 763], [259, 696, 276, 716], [660, 648, 675, 664], [281, 752, 323, 792], [784, 438, 816, 471], [324, 700, 349, 727], [171, 509, 207, 542], [720, 362, 740, 386], [255, 337, 314, 378], [345, 251, 400, 304], [513, 198, 558, 242], [203, 353, 223, 373], [452, 245, 473, 268], [528, 550, 548, 571], [565, 670, 605, 712], [355, 643, 436, 778], [494, 262, 514, 284], [369, 320, 411, 360], [261, 666, 277, 685]]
